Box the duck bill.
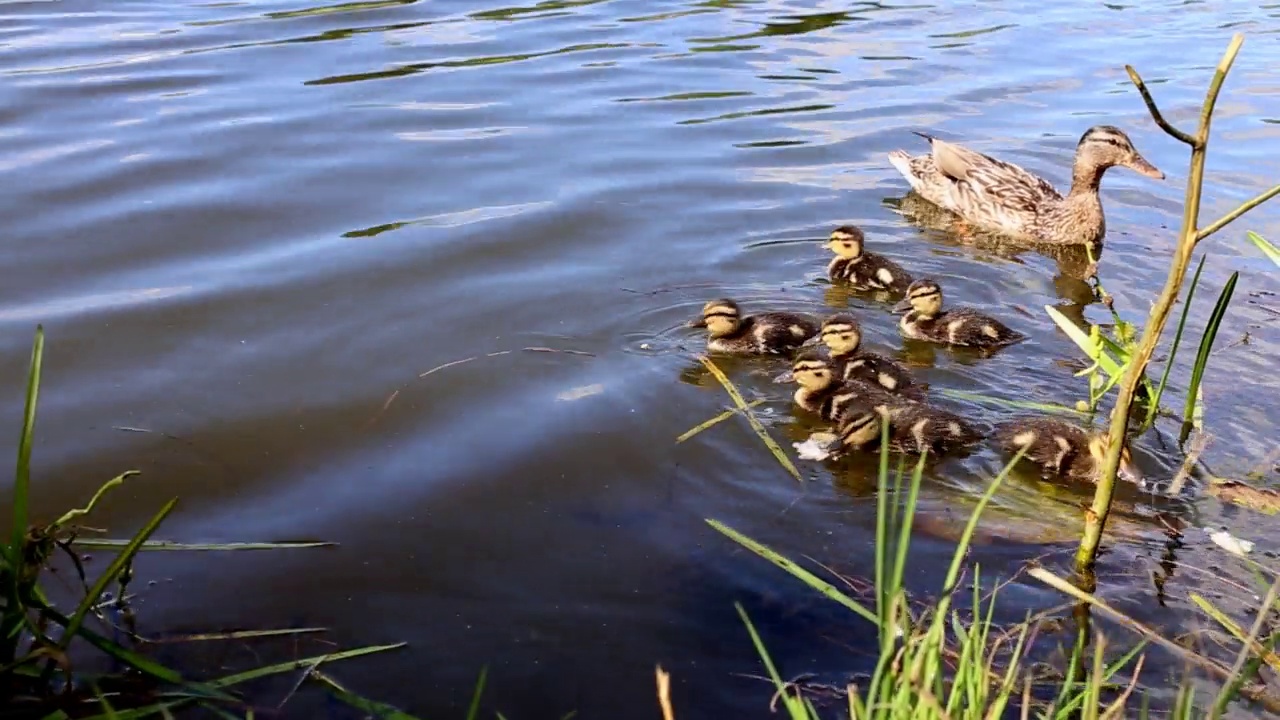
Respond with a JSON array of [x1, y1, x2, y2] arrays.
[[1117, 457, 1144, 485], [891, 298, 913, 313], [687, 317, 707, 328], [1126, 153, 1164, 180]]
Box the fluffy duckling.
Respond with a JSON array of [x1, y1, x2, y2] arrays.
[[833, 404, 979, 456], [689, 298, 818, 355], [820, 314, 925, 400], [825, 225, 913, 293], [881, 403, 982, 454], [893, 279, 1025, 349], [790, 349, 896, 423], [994, 417, 1142, 484]]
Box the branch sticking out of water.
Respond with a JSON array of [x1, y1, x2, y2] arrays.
[[1076, 32, 1280, 573]]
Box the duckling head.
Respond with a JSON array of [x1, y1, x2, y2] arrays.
[[827, 225, 865, 259], [689, 298, 741, 337], [1076, 125, 1164, 181], [892, 279, 943, 317], [839, 409, 883, 449], [1085, 433, 1143, 484], [791, 349, 836, 392], [820, 314, 863, 356]]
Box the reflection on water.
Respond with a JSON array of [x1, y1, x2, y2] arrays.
[[1, 0, 1279, 716]]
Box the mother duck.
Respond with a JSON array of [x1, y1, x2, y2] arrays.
[[888, 125, 1163, 246]]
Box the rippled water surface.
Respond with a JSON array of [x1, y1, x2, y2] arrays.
[[3, 0, 1280, 716]]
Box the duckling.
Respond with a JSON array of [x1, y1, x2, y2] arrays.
[[893, 279, 1025, 349], [994, 417, 1142, 484], [833, 403, 979, 456], [688, 298, 818, 355], [790, 349, 896, 423], [881, 403, 982, 455], [825, 225, 914, 292], [820, 314, 925, 400], [887, 125, 1164, 246]]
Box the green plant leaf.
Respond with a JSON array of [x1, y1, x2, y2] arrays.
[[1146, 254, 1207, 428], [9, 325, 43, 561], [1247, 231, 1280, 266], [312, 669, 423, 719], [706, 519, 879, 626], [1045, 307, 1123, 377], [1181, 271, 1237, 439]]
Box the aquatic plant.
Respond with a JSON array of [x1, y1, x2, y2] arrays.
[[0, 327, 407, 718], [1054, 34, 1280, 573], [700, 417, 1280, 717]]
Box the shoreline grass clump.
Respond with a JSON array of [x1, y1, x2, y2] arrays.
[[0, 326, 420, 719], [699, 416, 1280, 718]]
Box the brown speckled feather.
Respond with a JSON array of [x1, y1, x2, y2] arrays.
[[707, 312, 818, 354], [900, 307, 1024, 348], [833, 350, 925, 400], [827, 252, 914, 293]]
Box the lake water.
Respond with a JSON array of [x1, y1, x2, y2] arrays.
[[2, 0, 1279, 717]]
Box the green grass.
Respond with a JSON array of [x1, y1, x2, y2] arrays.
[[0, 327, 408, 718], [699, 416, 1280, 718]]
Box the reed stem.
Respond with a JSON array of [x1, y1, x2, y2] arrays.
[[1075, 34, 1258, 572]]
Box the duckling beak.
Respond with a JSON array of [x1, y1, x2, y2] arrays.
[[1125, 152, 1164, 180], [687, 317, 707, 328], [891, 298, 913, 313], [1117, 456, 1144, 485]]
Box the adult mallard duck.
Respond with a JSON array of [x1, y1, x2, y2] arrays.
[[688, 298, 818, 355], [819, 314, 925, 400], [887, 125, 1163, 246], [825, 225, 913, 293], [994, 417, 1142, 484], [893, 279, 1025, 349]]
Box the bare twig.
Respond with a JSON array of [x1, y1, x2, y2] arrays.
[[1196, 183, 1280, 241], [1124, 65, 1195, 146]]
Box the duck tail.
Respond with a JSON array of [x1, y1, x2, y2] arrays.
[[887, 150, 919, 189]]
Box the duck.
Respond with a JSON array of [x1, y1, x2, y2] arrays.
[[887, 125, 1164, 246], [791, 350, 978, 456], [825, 225, 913, 293], [893, 279, 1025, 349], [834, 405, 980, 456], [819, 313, 925, 400], [688, 298, 818, 355], [994, 417, 1143, 484], [789, 349, 896, 423]]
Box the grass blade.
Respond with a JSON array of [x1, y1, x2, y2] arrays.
[[465, 665, 487, 720], [210, 643, 407, 687], [676, 400, 764, 444], [9, 325, 43, 559], [61, 498, 178, 647], [1145, 254, 1206, 428], [696, 356, 801, 482], [69, 540, 335, 551], [312, 669, 423, 719], [938, 389, 1086, 417], [1247, 231, 1280, 266], [735, 603, 812, 720], [1181, 271, 1237, 438], [706, 519, 879, 626]]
